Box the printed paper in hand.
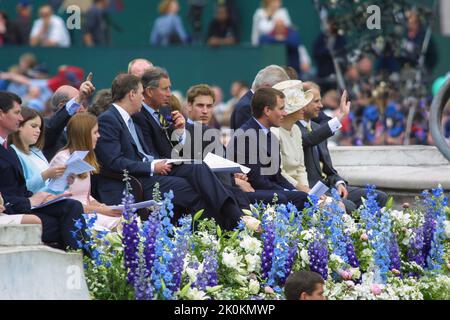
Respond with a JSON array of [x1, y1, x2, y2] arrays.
[[308, 181, 329, 198], [203, 152, 251, 174], [47, 151, 95, 192]]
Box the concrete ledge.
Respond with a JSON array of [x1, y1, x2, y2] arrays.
[[335, 165, 450, 190], [0, 225, 42, 246], [330, 146, 449, 167], [0, 246, 90, 300]]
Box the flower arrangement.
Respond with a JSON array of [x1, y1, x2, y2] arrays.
[[73, 179, 450, 300]]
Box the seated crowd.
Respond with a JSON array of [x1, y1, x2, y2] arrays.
[[0, 58, 388, 254]]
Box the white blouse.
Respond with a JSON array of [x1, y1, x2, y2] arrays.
[[251, 7, 292, 45]]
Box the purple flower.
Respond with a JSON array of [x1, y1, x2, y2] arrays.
[[308, 238, 329, 280]]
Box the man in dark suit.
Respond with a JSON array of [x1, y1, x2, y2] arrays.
[[297, 84, 388, 213], [95, 74, 242, 230], [230, 65, 332, 130], [43, 82, 93, 160], [0, 91, 85, 250], [229, 87, 309, 210], [185, 84, 282, 208]]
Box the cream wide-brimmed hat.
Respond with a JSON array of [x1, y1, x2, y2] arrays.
[[272, 80, 314, 115]]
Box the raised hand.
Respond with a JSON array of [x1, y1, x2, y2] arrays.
[[338, 90, 351, 121]]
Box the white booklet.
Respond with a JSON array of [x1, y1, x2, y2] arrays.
[[308, 181, 329, 198], [48, 151, 96, 192], [203, 152, 251, 174], [109, 200, 162, 211], [163, 159, 195, 165]]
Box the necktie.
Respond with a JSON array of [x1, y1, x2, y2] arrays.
[[155, 111, 175, 147], [127, 119, 150, 161], [155, 111, 169, 129]]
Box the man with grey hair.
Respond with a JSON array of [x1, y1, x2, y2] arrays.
[[127, 58, 154, 78], [132, 66, 186, 158], [230, 65, 290, 130]]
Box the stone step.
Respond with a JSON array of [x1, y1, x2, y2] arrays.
[[0, 225, 90, 300], [329, 146, 450, 192], [329, 145, 449, 167], [0, 225, 42, 246]]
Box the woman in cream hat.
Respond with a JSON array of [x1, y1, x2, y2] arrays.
[[271, 80, 313, 193]]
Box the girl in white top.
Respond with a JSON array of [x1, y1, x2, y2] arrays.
[[251, 0, 292, 45]]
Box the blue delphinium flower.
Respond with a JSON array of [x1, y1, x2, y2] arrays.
[[150, 191, 177, 300], [407, 226, 425, 276], [362, 185, 391, 284], [194, 249, 219, 290], [168, 215, 192, 293], [389, 234, 401, 274], [324, 189, 348, 264], [425, 186, 448, 272], [261, 214, 275, 280]]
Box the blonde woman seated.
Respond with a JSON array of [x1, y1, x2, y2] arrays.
[[0, 192, 41, 225], [270, 80, 313, 193], [9, 107, 67, 194], [50, 113, 122, 231], [271, 80, 345, 209]]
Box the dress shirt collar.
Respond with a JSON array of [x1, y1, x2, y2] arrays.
[[253, 117, 270, 135], [142, 102, 160, 123], [187, 118, 195, 125], [113, 103, 131, 127], [0, 136, 6, 146], [299, 120, 311, 128]]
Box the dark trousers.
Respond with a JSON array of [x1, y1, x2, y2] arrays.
[[342, 186, 388, 214], [141, 163, 242, 230], [250, 189, 309, 210], [33, 199, 84, 250]]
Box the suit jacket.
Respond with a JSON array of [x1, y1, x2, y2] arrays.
[[132, 106, 178, 159], [229, 89, 332, 130], [298, 121, 346, 188], [296, 120, 333, 148], [0, 146, 33, 214], [229, 117, 294, 191], [230, 90, 253, 130], [95, 106, 158, 204], [43, 106, 71, 161]]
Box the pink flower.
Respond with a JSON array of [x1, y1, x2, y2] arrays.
[[264, 286, 275, 294], [242, 216, 262, 232], [371, 284, 382, 296], [391, 269, 401, 276], [360, 233, 369, 241], [339, 270, 352, 280]]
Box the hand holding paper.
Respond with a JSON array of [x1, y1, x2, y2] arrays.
[[48, 151, 95, 192]]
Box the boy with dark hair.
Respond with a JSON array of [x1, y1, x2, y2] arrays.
[[284, 270, 326, 300]]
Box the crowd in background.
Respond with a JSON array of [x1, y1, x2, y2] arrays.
[[0, 0, 449, 147]]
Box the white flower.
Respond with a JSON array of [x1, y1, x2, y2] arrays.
[[240, 235, 262, 254], [330, 254, 345, 264], [444, 221, 450, 239], [185, 287, 208, 300], [186, 263, 203, 283], [300, 248, 310, 264], [222, 250, 242, 270], [245, 254, 261, 273], [300, 230, 313, 241], [249, 279, 260, 295]]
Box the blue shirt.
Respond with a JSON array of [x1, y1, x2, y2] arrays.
[[150, 14, 188, 46]]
